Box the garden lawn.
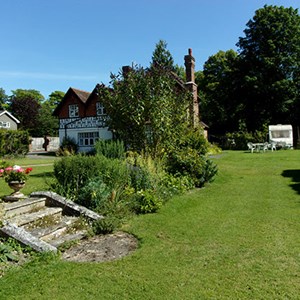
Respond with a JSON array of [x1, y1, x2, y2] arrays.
[[0, 155, 58, 199], [1, 150, 300, 299]]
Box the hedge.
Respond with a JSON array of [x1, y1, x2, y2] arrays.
[[0, 129, 30, 156]]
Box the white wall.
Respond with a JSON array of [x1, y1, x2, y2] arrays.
[[30, 137, 60, 152], [58, 127, 113, 152]]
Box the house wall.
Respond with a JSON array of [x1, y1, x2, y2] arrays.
[[85, 93, 98, 116], [57, 94, 86, 119], [59, 127, 112, 152], [0, 114, 18, 130]]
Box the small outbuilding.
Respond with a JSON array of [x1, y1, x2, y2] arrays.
[[0, 110, 20, 130]]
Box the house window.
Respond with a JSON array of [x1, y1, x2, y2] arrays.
[[69, 104, 79, 117], [78, 132, 99, 146], [0, 121, 10, 128], [96, 102, 106, 116]]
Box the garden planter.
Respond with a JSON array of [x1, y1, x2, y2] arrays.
[[4, 181, 26, 202]]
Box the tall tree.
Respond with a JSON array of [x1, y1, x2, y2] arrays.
[[0, 88, 8, 109], [150, 40, 175, 70], [9, 89, 43, 136], [198, 50, 241, 133], [236, 5, 300, 131], [47, 90, 65, 111], [35, 101, 59, 136], [98, 65, 191, 157]]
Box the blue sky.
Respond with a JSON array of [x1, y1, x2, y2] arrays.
[[1, 0, 299, 99]]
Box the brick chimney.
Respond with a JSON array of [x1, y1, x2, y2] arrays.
[[184, 48, 199, 127]]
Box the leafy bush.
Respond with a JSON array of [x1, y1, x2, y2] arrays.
[[52, 154, 130, 201], [92, 216, 121, 234], [0, 129, 30, 157], [160, 173, 195, 197], [77, 177, 111, 210], [52, 155, 100, 200], [0, 238, 24, 262], [126, 151, 161, 192], [166, 147, 204, 187], [56, 136, 78, 156], [199, 157, 218, 186], [166, 147, 218, 187], [226, 129, 268, 150], [131, 189, 163, 214], [94, 139, 125, 159], [180, 127, 209, 155], [207, 143, 222, 155]]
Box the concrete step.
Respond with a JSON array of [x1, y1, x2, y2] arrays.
[[25, 216, 79, 241], [48, 230, 88, 248], [3, 197, 47, 219], [8, 207, 63, 227]]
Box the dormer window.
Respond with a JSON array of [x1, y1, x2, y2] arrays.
[[96, 102, 106, 116], [69, 104, 79, 117]]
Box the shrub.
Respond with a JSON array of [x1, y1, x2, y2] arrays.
[[131, 189, 163, 214], [77, 177, 111, 210], [52, 154, 130, 201], [166, 147, 218, 188], [94, 139, 125, 159], [199, 157, 218, 187], [52, 155, 100, 200], [166, 147, 203, 187], [180, 127, 209, 155], [207, 143, 222, 155], [92, 216, 120, 234], [126, 151, 161, 192], [226, 129, 268, 150], [56, 136, 78, 156], [0, 129, 30, 157], [160, 173, 195, 197]]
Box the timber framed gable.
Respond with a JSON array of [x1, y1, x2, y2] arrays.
[[53, 86, 112, 152]]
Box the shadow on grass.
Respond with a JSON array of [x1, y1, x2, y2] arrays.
[[282, 169, 300, 194], [30, 172, 54, 178], [27, 151, 57, 157]]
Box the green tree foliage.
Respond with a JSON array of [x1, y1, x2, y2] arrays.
[[0, 130, 30, 156], [0, 88, 8, 110], [98, 39, 193, 158], [9, 89, 43, 136], [34, 90, 64, 137], [237, 5, 300, 131], [35, 101, 59, 136], [47, 91, 65, 110], [200, 5, 300, 135], [150, 40, 175, 70], [7, 89, 62, 137], [198, 50, 241, 133], [98, 65, 191, 157]]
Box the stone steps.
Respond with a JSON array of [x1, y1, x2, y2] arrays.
[[49, 231, 88, 248], [8, 207, 63, 227], [0, 193, 102, 252], [3, 197, 47, 219], [24, 215, 89, 248]]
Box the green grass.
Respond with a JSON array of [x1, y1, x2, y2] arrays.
[[1, 150, 300, 299], [0, 155, 58, 199]]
